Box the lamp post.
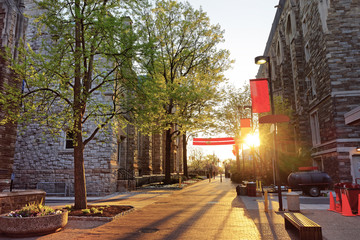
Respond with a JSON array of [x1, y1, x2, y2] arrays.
[[255, 55, 283, 211], [243, 105, 255, 180]]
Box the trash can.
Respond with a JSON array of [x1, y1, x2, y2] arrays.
[[344, 185, 360, 214], [247, 182, 256, 197], [240, 185, 247, 195], [287, 192, 300, 212]]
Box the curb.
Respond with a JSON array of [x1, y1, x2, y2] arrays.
[[68, 206, 135, 222]]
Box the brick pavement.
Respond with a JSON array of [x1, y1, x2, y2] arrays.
[[43, 177, 292, 240], [6, 177, 350, 240], [74, 177, 284, 240]]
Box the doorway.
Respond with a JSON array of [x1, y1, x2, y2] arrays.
[[352, 155, 360, 183]]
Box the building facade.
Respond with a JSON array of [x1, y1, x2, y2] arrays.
[[8, 1, 184, 195], [257, 0, 360, 183], [0, 0, 26, 191]]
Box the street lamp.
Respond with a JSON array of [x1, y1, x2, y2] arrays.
[[243, 105, 255, 180], [255, 55, 283, 211]]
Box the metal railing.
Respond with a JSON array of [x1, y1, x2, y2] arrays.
[[118, 168, 134, 180]]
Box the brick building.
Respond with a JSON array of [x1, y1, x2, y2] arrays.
[[257, 0, 360, 183], [0, 0, 26, 191], [8, 1, 183, 195]]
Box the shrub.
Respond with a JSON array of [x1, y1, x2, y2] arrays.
[[90, 207, 103, 215], [82, 209, 91, 214], [230, 172, 243, 184], [7, 202, 61, 218]]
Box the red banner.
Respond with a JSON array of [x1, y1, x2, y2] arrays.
[[193, 137, 234, 142], [193, 137, 235, 145], [193, 141, 235, 145], [240, 119, 251, 128], [250, 78, 270, 113]]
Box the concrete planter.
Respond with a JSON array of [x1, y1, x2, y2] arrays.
[[0, 210, 68, 237]]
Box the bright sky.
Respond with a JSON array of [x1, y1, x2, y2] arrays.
[[183, 0, 279, 161]]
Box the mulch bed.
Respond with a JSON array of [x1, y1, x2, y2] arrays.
[[67, 205, 133, 218]]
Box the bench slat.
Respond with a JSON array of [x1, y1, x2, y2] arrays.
[[284, 212, 322, 240], [285, 212, 320, 227]]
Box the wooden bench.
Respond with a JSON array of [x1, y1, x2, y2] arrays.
[[284, 212, 322, 240]]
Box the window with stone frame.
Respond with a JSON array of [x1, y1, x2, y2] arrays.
[[314, 157, 323, 171], [299, 0, 305, 9], [276, 40, 283, 64], [285, 13, 296, 44], [318, 0, 330, 33], [286, 14, 292, 43], [306, 71, 316, 99], [301, 15, 308, 36], [117, 142, 122, 164], [137, 132, 143, 159], [304, 42, 310, 62], [65, 131, 74, 149], [310, 111, 321, 146]]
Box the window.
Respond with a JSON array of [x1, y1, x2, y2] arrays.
[[318, 0, 330, 33], [306, 72, 316, 99], [65, 131, 74, 149], [286, 12, 297, 44], [304, 43, 310, 62], [117, 142, 122, 164], [310, 111, 321, 146], [302, 16, 308, 35], [276, 41, 283, 64], [300, 0, 305, 9], [286, 14, 292, 43]]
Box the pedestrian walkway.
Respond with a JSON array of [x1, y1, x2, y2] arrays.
[[3, 177, 360, 240], [47, 177, 293, 240]]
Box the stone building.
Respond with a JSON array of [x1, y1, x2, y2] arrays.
[[0, 0, 26, 191], [9, 1, 183, 195], [257, 0, 360, 183]]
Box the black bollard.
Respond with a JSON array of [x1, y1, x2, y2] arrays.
[[236, 185, 241, 196], [10, 173, 15, 192]]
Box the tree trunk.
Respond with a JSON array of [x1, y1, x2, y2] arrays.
[[74, 136, 87, 209], [182, 133, 188, 178], [73, 0, 87, 210], [236, 149, 241, 173], [164, 128, 172, 184]]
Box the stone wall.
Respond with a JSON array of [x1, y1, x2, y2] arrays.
[[0, 0, 26, 191], [0, 190, 45, 214], [257, 0, 360, 182], [13, 123, 119, 195]]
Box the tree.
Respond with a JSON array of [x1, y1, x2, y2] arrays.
[[0, 0, 145, 209], [131, 0, 232, 183], [216, 84, 252, 172]]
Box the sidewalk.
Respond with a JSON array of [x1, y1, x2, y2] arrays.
[[1, 177, 360, 240]]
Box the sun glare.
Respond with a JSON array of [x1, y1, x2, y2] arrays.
[[244, 133, 260, 148]]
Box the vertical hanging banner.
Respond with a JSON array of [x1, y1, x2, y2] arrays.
[[250, 78, 270, 113], [240, 118, 251, 128]]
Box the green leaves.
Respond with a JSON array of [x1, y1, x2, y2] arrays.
[[131, 0, 232, 135]]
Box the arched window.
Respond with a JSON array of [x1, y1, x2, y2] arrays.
[[276, 40, 283, 64], [285, 12, 296, 44], [318, 0, 330, 33], [286, 14, 292, 43]]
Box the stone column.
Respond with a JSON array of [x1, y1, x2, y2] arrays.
[[152, 133, 163, 174], [139, 134, 152, 175]]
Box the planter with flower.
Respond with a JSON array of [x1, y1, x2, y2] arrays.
[[0, 202, 68, 237]]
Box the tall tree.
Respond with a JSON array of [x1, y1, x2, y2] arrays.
[[131, 0, 232, 183], [216, 84, 252, 172], [0, 0, 144, 209]]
